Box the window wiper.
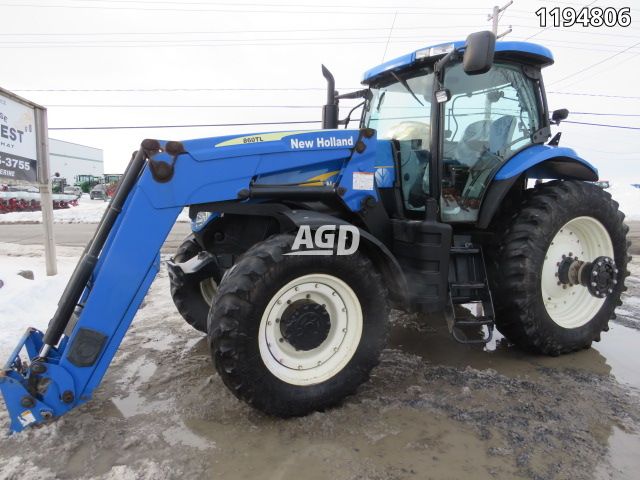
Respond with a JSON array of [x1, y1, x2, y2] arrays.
[[391, 71, 424, 107]]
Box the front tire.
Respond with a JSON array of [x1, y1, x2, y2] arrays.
[[489, 180, 630, 356], [208, 234, 389, 416], [170, 236, 222, 333]]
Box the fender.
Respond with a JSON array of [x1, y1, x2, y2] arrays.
[[478, 145, 599, 229], [494, 144, 598, 181], [281, 209, 409, 308]]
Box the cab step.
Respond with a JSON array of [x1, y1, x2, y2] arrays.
[[447, 239, 495, 345]]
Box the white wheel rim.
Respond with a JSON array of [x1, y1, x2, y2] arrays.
[[199, 278, 218, 307], [258, 274, 363, 386], [541, 216, 614, 329]]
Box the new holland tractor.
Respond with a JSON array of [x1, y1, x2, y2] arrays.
[[0, 32, 629, 432]]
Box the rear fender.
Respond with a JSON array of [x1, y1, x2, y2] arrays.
[[478, 145, 599, 229], [494, 145, 598, 181]]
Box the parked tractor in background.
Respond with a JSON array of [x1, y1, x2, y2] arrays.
[[1, 32, 629, 432]]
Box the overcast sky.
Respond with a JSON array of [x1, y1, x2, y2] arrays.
[[1, 0, 638, 181]]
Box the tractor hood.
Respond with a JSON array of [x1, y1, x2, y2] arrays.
[[177, 129, 362, 162], [145, 128, 378, 212]]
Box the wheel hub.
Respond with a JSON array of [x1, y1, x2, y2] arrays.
[[280, 301, 331, 351], [557, 255, 618, 298]]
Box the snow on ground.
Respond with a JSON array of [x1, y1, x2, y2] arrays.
[[608, 183, 640, 221], [0, 243, 79, 358], [0, 194, 190, 224]]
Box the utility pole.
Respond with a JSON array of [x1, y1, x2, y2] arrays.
[[488, 1, 513, 38]]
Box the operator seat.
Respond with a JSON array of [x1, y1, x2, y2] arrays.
[[488, 115, 517, 157], [454, 119, 491, 167]]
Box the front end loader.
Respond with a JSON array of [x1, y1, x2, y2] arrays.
[[1, 31, 629, 432]]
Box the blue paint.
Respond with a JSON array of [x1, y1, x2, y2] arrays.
[[494, 144, 598, 180], [374, 140, 395, 188], [363, 40, 554, 83], [0, 128, 380, 433]]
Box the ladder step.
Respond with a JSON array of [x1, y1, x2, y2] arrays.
[[451, 282, 486, 289], [454, 317, 494, 327], [450, 247, 480, 254]]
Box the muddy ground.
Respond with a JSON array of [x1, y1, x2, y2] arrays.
[[1, 235, 639, 479]]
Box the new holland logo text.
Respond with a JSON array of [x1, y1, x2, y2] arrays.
[[290, 136, 354, 150], [286, 225, 360, 256]]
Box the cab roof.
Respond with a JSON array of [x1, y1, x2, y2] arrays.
[[362, 40, 554, 84]]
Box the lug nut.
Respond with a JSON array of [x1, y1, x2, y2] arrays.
[[61, 390, 74, 404]]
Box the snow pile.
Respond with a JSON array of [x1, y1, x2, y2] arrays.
[[608, 183, 640, 221], [0, 194, 190, 224], [0, 243, 79, 358]]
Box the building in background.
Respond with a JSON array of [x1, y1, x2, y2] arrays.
[[50, 138, 103, 187]]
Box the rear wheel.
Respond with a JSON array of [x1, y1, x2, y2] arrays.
[[208, 234, 388, 416], [489, 180, 630, 355]]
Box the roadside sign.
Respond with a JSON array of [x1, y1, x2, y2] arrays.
[[0, 91, 38, 183], [0, 87, 57, 275]]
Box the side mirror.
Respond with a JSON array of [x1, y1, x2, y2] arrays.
[[551, 108, 569, 125], [463, 31, 496, 75]]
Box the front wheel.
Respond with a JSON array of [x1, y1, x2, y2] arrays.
[[489, 180, 630, 356], [208, 234, 388, 416], [170, 235, 223, 333]]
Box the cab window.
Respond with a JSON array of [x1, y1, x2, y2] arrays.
[[440, 62, 542, 222]]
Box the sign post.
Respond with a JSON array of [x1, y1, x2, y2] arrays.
[[0, 87, 57, 275]]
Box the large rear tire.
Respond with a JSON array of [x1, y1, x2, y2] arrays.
[[170, 235, 223, 333], [489, 180, 630, 356], [208, 234, 389, 417]]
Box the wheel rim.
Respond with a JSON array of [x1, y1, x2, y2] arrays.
[[541, 216, 614, 329], [199, 278, 218, 307], [258, 273, 363, 386]]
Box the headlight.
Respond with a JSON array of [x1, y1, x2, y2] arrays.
[[193, 211, 212, 229]]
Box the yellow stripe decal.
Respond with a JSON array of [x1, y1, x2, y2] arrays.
[[214, 130, 324, 148], [300, 170, 340, 187]]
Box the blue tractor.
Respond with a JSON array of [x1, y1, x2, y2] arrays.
[[1, 32, 630, 432]]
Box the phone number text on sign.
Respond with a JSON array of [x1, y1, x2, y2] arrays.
[[0, 152, 37, 182], [535, 7, 631, 27]]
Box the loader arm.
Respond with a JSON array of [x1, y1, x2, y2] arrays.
[[1, 129, 377, 433]]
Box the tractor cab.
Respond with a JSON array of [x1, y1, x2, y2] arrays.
[[360, 37, 554, 224]]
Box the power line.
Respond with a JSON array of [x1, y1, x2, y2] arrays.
[[572, 112, 640, 117], [44, 104, 350, 109], [39, 105, 640, 117], [67, 0, 490, 11], [0, 33, 485, 46], [0, 25, 484, 37], [0, 39, 466, 49], [0, 2, 533, 17], [548, 91, 640, 100], [49, 120, 320, 131], [549, 41, 640, 86], [563, 120, 640, 130], [12, 87, 360, 92]]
